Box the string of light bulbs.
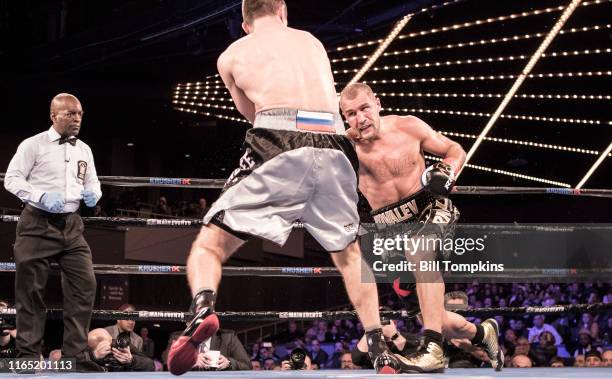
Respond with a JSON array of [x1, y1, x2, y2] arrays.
[[331, 0, 609, 53], [424, 155, 571, 187], [439, 131, 603, 155], [576, 141, 612, 188], [458, 0, 584, 179], [331, 0, 463, 52], [333, 48, 611, 75], [172, 89, 611, 103], [171, 91, 611, 107], [384, 107, 605, 126], [193, 69, 611, 89], [360, 70, 611, 84], [330, 24, 610, 63], [376, 92, 611, 101]]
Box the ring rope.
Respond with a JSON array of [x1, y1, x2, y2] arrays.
[[1, 262, 610, 279], [0, 303, 609, 322], [0, 174, 610, 196]]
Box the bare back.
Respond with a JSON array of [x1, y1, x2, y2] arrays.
[[356, 116, 427, 210], [220, 25, 338, 119]]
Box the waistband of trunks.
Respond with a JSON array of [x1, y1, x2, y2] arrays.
[[370, 189, 436, 225], [253, 108, 346, 135]]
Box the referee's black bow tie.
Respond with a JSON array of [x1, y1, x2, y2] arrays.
[[59, 136, 78, 146]]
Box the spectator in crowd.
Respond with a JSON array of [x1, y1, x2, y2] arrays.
[[329, 341, 351, 368], [444, 291, 469, 311], [309, 339, 328, 369], [326, 325, 343, 343], [248, 342, 260, 361], [574, 354, 585, 367], [528, 315, 563, 346], [273, 321, 304, 344], [139, 327, 155, 359], [510, 319, 528, 338], [257, 342, 280, 363], [602, 349, 612, 367], [511, 354, 533, 368], [340, 351, 359, 369], [104, 304, 143, 353], [531, 331, 558, 367], [154, 196, 171, 216], [263, 357, 276, 370], [577, 313, 599, 341], [342, 320, 359, 342], [88, 328, 154, 371], [549, 356, 565, 367], [573, 329, 603, 359], [513, 336, 538, 365], [250, 359, 262, 370], [314, 321, 328, 342], [162, 328, 251, 371], [585, 350, 603, 367]]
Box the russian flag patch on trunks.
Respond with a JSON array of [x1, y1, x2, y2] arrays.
[[296, 110, 335, 133]]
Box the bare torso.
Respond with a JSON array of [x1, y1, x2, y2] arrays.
[[224, 25, 338, 114], [356, 115, 426, 210]]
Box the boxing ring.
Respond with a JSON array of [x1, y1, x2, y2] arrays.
[[1, 174, 611, 377]]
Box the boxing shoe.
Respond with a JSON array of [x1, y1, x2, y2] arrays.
[[365, 328, 402, 374], [394, 339, 445, 373], [480, 318, 504, 371], [168, 290, 218, 375]]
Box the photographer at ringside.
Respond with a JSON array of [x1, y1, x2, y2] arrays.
[[280, 347, 314, 370], [87, 328, 154, 371], [104, 304, 144, 352], [0, 299, 17, 359]]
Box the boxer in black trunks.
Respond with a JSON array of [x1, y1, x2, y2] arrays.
[[340, 83, 504, 373]]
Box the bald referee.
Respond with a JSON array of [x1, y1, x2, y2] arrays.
[[4, 93, 102, 371]]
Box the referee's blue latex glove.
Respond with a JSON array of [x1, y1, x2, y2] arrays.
[[41, 192, 65, 213], [81, 190, 99, 207]]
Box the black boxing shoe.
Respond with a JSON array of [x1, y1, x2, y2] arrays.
[[366, 328, 402, 374], [168, 290, 218, 376]]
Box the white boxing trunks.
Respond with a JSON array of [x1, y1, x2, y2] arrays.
[[203, 108, 360, 251]]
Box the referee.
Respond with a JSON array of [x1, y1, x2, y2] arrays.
[[4, 93, 102, 370]]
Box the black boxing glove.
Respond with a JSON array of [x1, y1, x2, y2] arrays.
[[421, 162, 455, 196]]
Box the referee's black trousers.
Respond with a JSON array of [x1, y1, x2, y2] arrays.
[[13, 204, 96, 359]]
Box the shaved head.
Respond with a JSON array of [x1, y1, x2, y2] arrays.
[[50, 92, 84, 137], [50, 93, 80, 113]]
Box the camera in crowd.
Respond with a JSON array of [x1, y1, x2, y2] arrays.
[[288, 348, 307, 370], [112, 331, 131, 350], [97, 332, 131, 371]]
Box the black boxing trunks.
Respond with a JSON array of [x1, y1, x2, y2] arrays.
[[203, 108, 360, 251], [370, 189, 460, 251], [370, 189, 460, 315]]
